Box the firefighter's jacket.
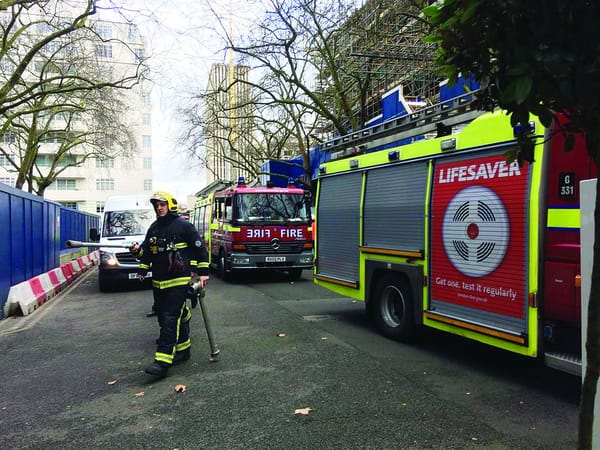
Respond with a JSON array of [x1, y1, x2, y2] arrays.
[[135, 213, 209, 289]]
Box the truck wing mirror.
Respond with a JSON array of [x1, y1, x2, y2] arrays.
[[89, 228, 100, 242]]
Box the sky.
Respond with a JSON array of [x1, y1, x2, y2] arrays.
[[105, 0, 258, 206]]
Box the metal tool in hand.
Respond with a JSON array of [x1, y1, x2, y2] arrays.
[[188, 282, 220, 361], [65, 240, 131, 249]]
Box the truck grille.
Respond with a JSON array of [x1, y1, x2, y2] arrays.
[[116, 252, 139, 265], [245, 242, 305, 254]]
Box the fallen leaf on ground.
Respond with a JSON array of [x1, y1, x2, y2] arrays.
[[294, 407, 313, 415], [174, 384, 187, 393], [107, 379, 117, 385], [134, 391, 145, 397]]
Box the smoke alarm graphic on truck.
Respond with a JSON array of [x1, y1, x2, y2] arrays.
[[442, 185, 509, 277]]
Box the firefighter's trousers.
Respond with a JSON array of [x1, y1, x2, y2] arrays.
[[152, 285, 192, 366]]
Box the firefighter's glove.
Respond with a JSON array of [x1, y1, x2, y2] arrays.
[[186, 283, 199, 308], [129, 242, 141, 257]]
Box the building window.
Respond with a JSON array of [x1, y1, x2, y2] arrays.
[[143, 157, 152, 169], [96, 178, 115, 191], [134, 47, 144, 60], [0, 177, 16, 187], [0, 154, 10, 166], [56, 155, 76, 167], [142, 135, 152, 149], [61, 202, 78, 210], [95, 44, 113, 58], [95, 23, 112, 39], [36, 155, 52, 167], [43, 131, 66, 143], [141, 92, 151, 105], [96, 157, 115, 168], [1, 131, 17, 144], [128, 25, 139, 41], [144, 179, 152, 191], [0, 58, 14, 72], [48, 178, 77, 190], [37, 154, 76, 167], [98, 134, 114, 149], [142, 113, 151, 126], [96, 202, 105, 213]]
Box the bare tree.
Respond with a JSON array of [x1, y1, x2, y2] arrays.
[[178, 0, 361, 186], [0, 0, 147, 194], [180, 65, 319, 186], [180, 0, 435, 187]]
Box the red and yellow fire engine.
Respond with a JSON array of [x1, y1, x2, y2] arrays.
[[314, 98, 595, 375], [192, 177, 314, 281]]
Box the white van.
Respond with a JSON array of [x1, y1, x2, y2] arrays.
[[90, 195, 155, 292]]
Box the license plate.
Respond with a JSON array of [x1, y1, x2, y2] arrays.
[[265, 256, 286, 262], [129, 271, 152, 279]]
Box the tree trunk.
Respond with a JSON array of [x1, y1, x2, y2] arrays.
[[579, 175, 600, 449]]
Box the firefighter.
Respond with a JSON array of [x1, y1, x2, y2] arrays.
[[130, 191, 210, 378]]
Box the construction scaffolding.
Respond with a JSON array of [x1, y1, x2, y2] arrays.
[[331, 0, 441, 124]]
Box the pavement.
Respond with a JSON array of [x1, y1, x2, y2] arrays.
[[0, 268, 577, 450]]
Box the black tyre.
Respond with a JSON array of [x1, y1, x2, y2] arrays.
[[372, 274, 415, 341], [288, 268, 302, 282], [217, 249, 230, 281], [98, 274, 113, 293]]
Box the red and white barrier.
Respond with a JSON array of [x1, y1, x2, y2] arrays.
[[3, 251, 98, 318], [60, 263, 75, 285], [48, 268, 67, 294]]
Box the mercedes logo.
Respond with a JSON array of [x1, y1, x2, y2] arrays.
[[270, 238, 281, 250]]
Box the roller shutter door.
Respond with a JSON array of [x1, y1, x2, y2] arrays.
[[363, 162, 428, 252], [316, 172, 362, 282]]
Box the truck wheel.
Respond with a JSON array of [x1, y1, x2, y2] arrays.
[[288, 268, 302, 281], [218, 250, 230, 281], [372, 274, 415, 341]]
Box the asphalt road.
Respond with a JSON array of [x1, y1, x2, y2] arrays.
[[0, 268, 580, 449]]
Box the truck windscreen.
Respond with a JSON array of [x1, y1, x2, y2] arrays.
[[235, 193, 309, 222], [102, 210, 154, 237]]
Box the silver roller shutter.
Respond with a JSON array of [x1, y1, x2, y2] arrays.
[[316, 172, 362, 282], [363, 162, 428, 252]]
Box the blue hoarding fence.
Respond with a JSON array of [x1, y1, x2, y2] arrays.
[[0, 183, 99, 319]]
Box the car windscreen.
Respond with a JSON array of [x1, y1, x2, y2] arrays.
[[102, 209, 154, 237], [234, 193, 310, 223]]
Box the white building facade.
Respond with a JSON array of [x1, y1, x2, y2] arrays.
[[0, 3, 153, 214]]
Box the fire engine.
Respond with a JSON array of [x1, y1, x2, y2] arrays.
[[313, 93, 596, 376], [191, 177, 314, 281]]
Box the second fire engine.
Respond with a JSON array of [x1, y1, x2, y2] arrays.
[[192, 177, 314, 281]]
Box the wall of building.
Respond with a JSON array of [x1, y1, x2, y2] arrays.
[[0, 9, 153, 215]]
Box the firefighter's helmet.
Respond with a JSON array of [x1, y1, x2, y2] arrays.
[[150, 191, 178, 212]]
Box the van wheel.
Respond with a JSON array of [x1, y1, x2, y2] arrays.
[[288, 268, 302, 281], [372, 274, 415, 341], [98, 275, 112, 293], [218, 250, 230, 281]]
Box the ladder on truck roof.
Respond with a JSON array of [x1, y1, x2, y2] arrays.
[[321, 90, 484, 159]]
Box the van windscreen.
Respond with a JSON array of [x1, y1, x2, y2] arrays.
[[102, 210, 154, 237]]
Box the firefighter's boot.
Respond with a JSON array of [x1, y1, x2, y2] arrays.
[[144, 361, 169, 378], [173, 349, 191, 365]]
